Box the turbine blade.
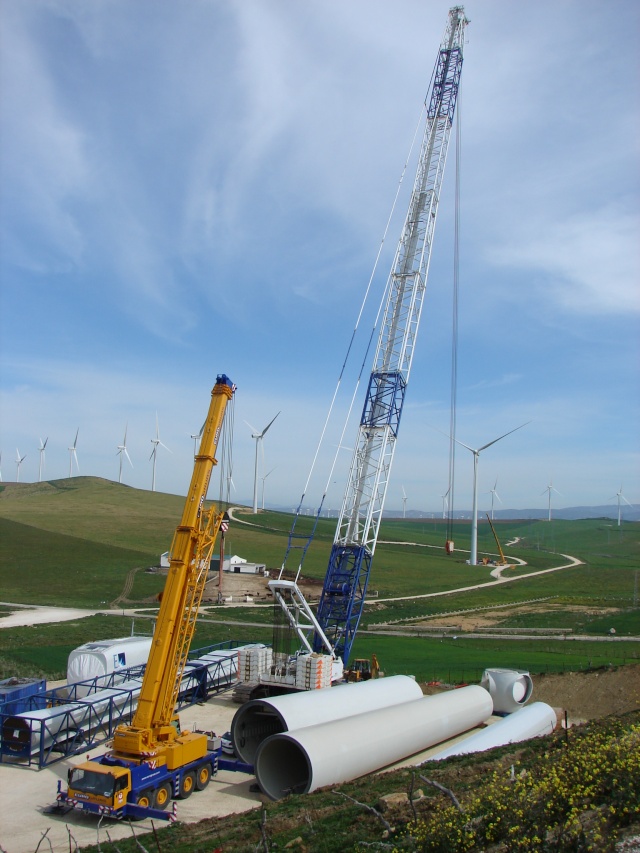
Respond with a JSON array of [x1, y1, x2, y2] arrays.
[[478, 421, 531, 453], [260, 411, 280, 437]]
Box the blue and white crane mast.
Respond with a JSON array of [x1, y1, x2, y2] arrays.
[[314, 6, 468, 665]]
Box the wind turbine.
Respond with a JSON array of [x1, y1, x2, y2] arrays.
[[542, 480, 562, 522], [68, 429, 79, 477], [190, 419, 206, 458], [116, 424, 133, 484], [38, 437, 48, 482], [15, 448, 26, 482], [452, 422, 530, 566], [402, 486, 407, 519], [440, 487, 450, 519], [611, 486, 632, 528], [0, 452, 3, 482], [150, 414, 171, 492], [261, 467, 276, 510], [245, 412, 280, 514], [488, 477, 502, 520]]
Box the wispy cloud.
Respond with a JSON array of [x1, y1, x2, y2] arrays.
[[488, 206, 640, 315], [467, 373, 522, 392]]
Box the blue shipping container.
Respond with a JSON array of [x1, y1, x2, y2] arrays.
[[0, 678, 47, 715]]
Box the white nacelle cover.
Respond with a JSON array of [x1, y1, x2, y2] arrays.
[[67, 636, 153, 684]]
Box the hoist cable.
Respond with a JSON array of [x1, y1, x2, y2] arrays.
[[280, 102, 429, 579], [446, 91, 462, 544]]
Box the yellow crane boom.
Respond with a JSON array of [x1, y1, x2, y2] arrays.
[[112, 374, 235, 760], [485, 513, 509, 567]]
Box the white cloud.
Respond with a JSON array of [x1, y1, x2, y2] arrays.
[[0, 6, 90, 270], [487, 206, 640, 315]]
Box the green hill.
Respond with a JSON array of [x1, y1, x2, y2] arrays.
[[1, 477, 638, 683]]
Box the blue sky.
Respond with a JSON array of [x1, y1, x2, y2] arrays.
[[1, 0, 638, 516]]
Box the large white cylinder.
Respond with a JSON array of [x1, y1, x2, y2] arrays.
[[429, 701, 558, 761], [254, 685, 493, 799], [232, 675, 423, 764], [480, 668, 533, 714]]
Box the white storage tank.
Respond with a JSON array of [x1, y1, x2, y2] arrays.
[[67, 636, 153, 686]]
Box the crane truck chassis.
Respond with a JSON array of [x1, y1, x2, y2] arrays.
[[54, 375, 252, 822]]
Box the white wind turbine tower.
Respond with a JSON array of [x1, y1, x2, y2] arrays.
[[611, 486, 632, 527], [245, 412, 280, 514], [116, 424, 133, 484], [68, 429, 79, 477], [0, 452, 3, 482], [38, 437, 48, 482], [452, 422, 530, 566], [15, 448, 26, 482], [190, 416, 207, 458], [150, 414, 171, 492], [441, 487, 450, 519], [402, 486, 407, 519], [542, 480, 562, 522], [488, 477, 502, 520]]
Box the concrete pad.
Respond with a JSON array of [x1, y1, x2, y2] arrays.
[[0, 694, 263, 853]]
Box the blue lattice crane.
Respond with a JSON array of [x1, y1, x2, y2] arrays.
[[314, 6, 468, 664], [265, 7, 468, 684]]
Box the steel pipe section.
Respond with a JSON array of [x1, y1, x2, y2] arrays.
[[254, 685, 493, 799], [480, 668, 533, 714], [428, 702, 559, 761], [232, 675, 423, 764]]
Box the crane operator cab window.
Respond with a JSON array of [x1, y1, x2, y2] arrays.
[[69, 767, 115, 800]]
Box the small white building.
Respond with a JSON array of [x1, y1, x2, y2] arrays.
[[163, 552, 266, 575], [211, 554, 266, 574]]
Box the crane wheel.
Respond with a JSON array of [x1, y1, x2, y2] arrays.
[[178, 770, 196, 799], [196, 762, 212, 791], [153, 782, 172, 810], [137, 789, 153, 809]]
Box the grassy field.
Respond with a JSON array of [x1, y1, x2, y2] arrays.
[[0, 614, 273, 680], [0, 477, 638, 681]]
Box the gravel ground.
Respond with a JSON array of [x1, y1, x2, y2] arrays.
[[0, 693, 261, 853], [2, 666, 638, 853]]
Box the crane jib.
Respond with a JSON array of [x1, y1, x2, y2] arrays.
[[314, 7, 468, 667], [427, 48, 463, 125], [360, 371, 406, 437]]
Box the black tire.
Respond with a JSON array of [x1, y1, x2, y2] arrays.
[[136, 789, 154, 809], [195, 762, 212, 791], [178, 770, 196, 799], [153, 782, 172, 810]]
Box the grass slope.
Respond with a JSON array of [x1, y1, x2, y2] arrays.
[[1, 478, 639, 681], [0, 516, 158, 607]]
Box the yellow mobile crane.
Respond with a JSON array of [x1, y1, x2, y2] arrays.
[[56, 375, 239, 821], [485, 513, 512, 568]]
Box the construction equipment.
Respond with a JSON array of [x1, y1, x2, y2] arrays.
[[55, 375, 246, 822], [345, 654, 381, 682], [485, 513, 512, 568], [266, 6, 468, 682]]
